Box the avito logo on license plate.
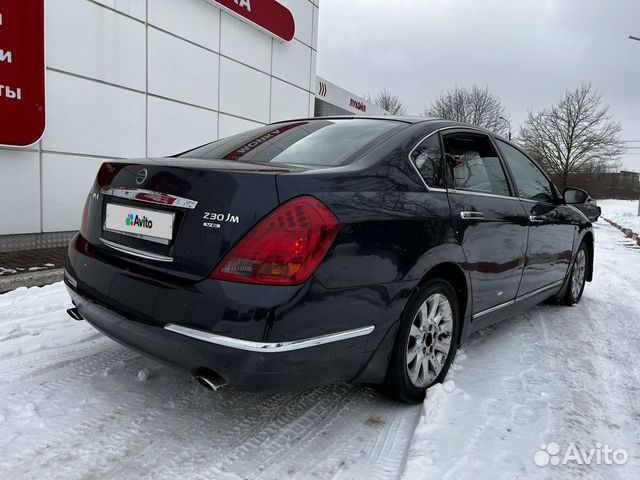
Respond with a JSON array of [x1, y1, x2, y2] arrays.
[[105, 203, 174, 242]]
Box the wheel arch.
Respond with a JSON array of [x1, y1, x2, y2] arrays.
[[355, 245, 472, 385], [417, 262, 470, 347]]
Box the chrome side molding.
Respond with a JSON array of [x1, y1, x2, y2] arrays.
[[473, 280, 564, 319], [101, 187, 198, 209], [99, 238, 174, 263], [164, 324, 375, 353]]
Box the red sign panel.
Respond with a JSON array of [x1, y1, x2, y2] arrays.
[[211, 0, 295, 42], [0, 0, 45, 147]]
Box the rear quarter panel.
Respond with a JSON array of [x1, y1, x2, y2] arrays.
[[274, 124, 473, 383], [276, 125, 459, 289]]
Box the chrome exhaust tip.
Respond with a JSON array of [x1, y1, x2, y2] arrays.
[[67, 307, 84, 321], [195, 370, 227, 391]]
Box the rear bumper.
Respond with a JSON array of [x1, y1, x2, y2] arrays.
[[65, 234, 411, 391], [66, 284, 369, 391]]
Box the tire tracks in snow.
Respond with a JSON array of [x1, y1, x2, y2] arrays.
[[0, 334, 109, 385], [0, 308, 420, 480], [0, 340, 136, 398]]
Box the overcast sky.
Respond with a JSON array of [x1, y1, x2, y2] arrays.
[[317, 0, 640, 171]]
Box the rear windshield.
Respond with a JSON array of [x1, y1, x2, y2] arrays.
[[179, 119, 403, 167]]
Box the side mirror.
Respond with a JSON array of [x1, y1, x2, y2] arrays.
[[563, 187, 588, 204]]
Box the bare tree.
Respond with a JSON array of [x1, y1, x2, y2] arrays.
[[424, 84, 510, 135], [373, 89, 408, 115], [518, 83, 624, 187]]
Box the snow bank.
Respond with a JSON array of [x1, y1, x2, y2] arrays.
[[599, 199, 640, 233]]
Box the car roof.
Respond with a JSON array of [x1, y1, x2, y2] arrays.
[[270, 115, 501, 133], [270, 115, 439, 125], [268, 115, 517, 146]]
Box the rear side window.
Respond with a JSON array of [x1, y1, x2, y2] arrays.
[[179, 119, 403, 167], [496, 140, 554, 203], [410, 134, 445, 188], [442, 134, 511, 196]]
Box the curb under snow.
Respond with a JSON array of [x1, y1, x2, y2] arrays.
[[603, 218, 640, 246], [0, 269, 64, 294]]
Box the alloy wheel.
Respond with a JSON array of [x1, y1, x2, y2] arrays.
[[406, 293, 454, 388]]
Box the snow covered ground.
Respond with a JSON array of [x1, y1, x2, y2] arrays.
[[404, 216, 640, 479], [0, 287, 419, 480], [1, 214, 639, 479], [599, 199, 640, 233]]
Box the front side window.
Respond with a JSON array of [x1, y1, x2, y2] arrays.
[[410, 134, 445, 188], [496, 140, 554, 203], [179, 119, 403, 167], [442, 133, 510, 196]]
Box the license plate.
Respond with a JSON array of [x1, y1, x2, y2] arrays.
[[104, 203, 175, 242]]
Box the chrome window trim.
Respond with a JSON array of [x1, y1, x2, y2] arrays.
[[406, 125, 564, 206], [99, 237, 174, 263], [437, 125, 490, 135], [164, 324, 375, 353], [406, 131, 445, 191], [408, 125, 520, 197], [519, 198, 556, 206], [473, 280, 564, 319], [101, 187, 198, 209], [447, 189, 518, 201]]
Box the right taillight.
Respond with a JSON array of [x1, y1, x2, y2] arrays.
[[80, 194, 90, 239], [211, 196, 339, 286]]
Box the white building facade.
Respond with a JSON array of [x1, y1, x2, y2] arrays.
[[0, 0, 382, 249]]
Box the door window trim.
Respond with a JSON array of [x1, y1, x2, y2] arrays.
[[407, 125, 559, 204], [446, 188, 522, 201], [439, 129, 517, 198], [493, 136, 560, 205], [406, 131, 447, 193]]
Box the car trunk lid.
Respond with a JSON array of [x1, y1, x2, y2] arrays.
[[85, 159, 293, 281]]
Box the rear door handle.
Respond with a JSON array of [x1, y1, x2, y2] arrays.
[[529, 215, 545, 223], [460, 211, 484, 220]]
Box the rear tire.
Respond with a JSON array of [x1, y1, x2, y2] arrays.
[[561, 242, 588, 306], [383, 279, 460, 404]]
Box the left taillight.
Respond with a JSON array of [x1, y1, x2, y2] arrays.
[[80, 194, 90, 239], [211, 196, 339, 286]]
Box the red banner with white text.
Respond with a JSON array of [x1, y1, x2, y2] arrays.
[[0, 0, 46, 147]]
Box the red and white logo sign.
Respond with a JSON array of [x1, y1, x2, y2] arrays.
[[210, 0, 295, 42], [349, 99, 366, 113], [318, 81, 327, 97], [0, 0, 46, 147]]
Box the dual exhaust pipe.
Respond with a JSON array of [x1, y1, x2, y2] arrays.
[[67, 306, 227, 391]]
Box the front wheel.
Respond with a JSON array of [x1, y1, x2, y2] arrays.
[[561, 242, 588, 305], [384, 279, 460, 404]]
